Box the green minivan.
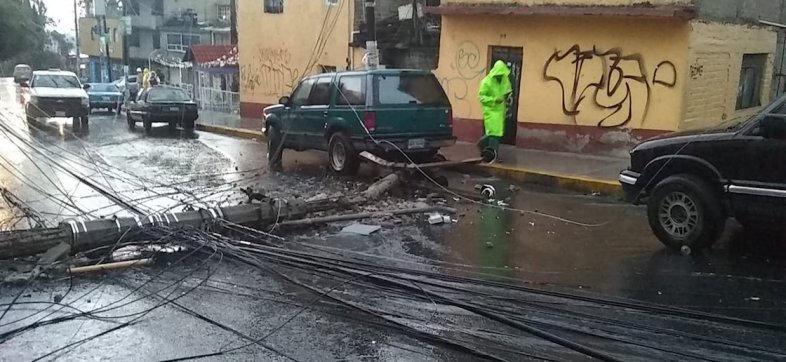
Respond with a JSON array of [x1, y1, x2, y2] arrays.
[[263, 69, 456, 174]]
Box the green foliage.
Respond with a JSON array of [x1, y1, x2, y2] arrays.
[[0, 0, 74, 76], [0, 0, 48, 60]]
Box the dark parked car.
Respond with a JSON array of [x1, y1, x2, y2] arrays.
[[13, 64, 32, 84], [126, 86, 198, 133], [22, 69, 90, 127], [263, 69, 456, 174], [619, 94, 786, 251], [87, 83, 123, 113]]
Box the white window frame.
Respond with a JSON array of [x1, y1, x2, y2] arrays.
[[166, 33, 201, 52]]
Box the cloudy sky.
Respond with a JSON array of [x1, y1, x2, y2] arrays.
[[45, 0, 84, 35]]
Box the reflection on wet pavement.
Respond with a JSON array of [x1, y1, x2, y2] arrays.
[[1, 76, 786, 360]]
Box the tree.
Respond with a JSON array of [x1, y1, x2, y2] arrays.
[[0, 0, 72, 76], [0, 0, 48, 61]]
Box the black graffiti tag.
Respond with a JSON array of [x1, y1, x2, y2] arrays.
[[544, 45, 677, 128]]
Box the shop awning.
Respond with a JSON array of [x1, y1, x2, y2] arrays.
[[183, 45, 238, 68], [424, 4, 697, 20]]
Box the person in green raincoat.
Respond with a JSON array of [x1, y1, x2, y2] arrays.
[[477, 61, 512, 160]]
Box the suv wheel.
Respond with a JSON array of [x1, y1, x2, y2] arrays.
[[328, 132, 359, 175], [143, 119, 152, 133], [647, 175, 725, 251], [80, 116, 88, 126], [266, 124, 283, 171]]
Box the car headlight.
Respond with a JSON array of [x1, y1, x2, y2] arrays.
[[29, 96, 39, 104], [81, 97, 89, 106]]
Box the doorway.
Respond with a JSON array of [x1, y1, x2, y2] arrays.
[[489, 46, 523, 145]]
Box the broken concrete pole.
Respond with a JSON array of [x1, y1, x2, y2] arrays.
[[0, 203, 308, 259], [277, 206, 456, 227], [361, 173, 402, 200], [0, 228, 71, 259]]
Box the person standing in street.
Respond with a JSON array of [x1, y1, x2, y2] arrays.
[[477, 60, 512, 161]]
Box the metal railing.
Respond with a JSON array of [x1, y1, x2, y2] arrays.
[[193, 87, 239, 114]]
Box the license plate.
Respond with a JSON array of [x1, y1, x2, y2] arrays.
[[102, 96, 111, 101], [169, 107, 180, 112], [408, 138, 426, 149], [55, 111, 66, 117]]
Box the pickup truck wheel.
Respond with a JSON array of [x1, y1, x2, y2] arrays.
[[266, 124, 284, 171], [126, 112, 135, 130], [647, 175, 724, 251], [328, 132, 359, 175], [143, 119, 152, 133]]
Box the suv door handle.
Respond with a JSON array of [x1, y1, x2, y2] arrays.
[[323, 111, 328, 117]]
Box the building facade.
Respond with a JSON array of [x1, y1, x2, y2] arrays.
[[78, 16, 125, 82], [237, 0, 355, 118], [237, 0, 438, 118], [428, 0, 781, 155], [79, 0, 231, 83]]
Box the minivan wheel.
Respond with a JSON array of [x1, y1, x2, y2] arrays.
[[647, 175, 724, 251], [328, 132, 359, 175]]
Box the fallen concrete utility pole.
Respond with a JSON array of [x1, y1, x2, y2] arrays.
[[0, 201, 309, 259], [0, 170, 414, 259], [277, 206, 456, 227]]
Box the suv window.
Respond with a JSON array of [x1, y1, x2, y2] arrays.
[[32, 74, 81, 88], [336, 75, 366, 106], [149, 88, 189, 102], [308, 77, 332, 106], [373, 73, 448, 106], [291, 79, 315, 107]]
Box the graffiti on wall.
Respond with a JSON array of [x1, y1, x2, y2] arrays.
[[241, 47, 301, 97], [438, 41, 487, 115], [544, 45, 677, 128]]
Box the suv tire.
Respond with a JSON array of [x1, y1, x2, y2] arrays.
[[80, 116, 88, 126], [183, 119, 195, 132], [266, 124, 283, 171], [647, 175, 725, 251], [328, 132, 360, 175]]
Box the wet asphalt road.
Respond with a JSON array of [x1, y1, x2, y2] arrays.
[[1, 77, 786, 361]]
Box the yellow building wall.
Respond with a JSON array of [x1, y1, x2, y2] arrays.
[[444, 0, 689, 6], [238, 0, 354, 107], [435, 15, 690, 131], [78, 17, 124, 59], [681, 22, 777, 130]]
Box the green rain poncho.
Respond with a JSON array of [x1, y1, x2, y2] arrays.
[[477, 61, 512, 137]]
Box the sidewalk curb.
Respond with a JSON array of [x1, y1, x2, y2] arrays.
[[196, 123, 265, 140], [195, 123, 621, 196], [467, 164, 622, 197]]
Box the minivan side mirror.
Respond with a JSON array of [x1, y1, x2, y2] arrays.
[[83, 84, 90, 90], [760, 114, 786, 137], [278, 96, 290, 106]]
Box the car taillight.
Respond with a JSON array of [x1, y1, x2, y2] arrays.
[[447, 109, 454, 127], [363, 111, 376, 132]]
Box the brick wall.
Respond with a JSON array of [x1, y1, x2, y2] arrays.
[[682, 22, 778, 130]]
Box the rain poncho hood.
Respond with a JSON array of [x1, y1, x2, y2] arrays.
[[478, 60, 512, 137]]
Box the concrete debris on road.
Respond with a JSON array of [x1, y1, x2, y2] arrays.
[[428, 213, 453, 225], [341, 223, 382, 235]]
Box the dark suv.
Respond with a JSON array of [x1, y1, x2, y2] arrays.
[[263, 69, 456, 174], [620, 95, 786, 251]]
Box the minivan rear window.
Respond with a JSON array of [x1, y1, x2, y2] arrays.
[[373, 73, 449, 106]]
